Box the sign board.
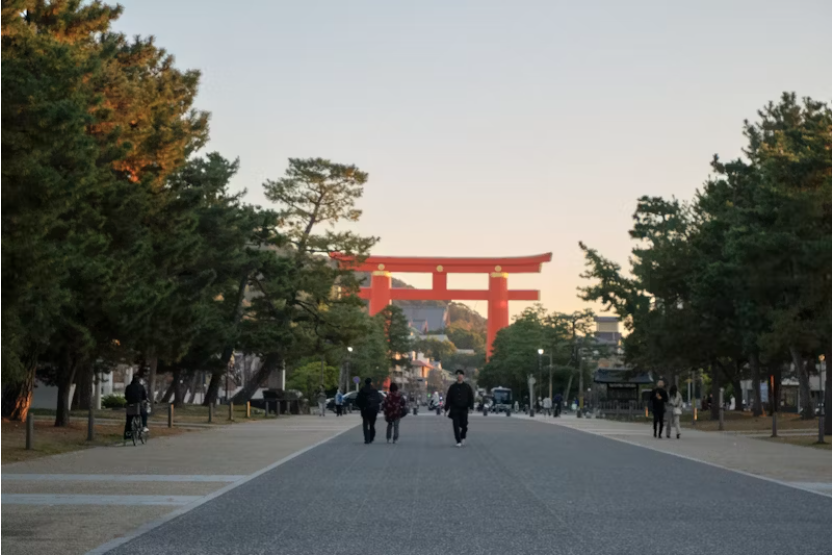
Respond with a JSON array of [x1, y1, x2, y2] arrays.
[[607, 383, 637, 389], [528, 376, 537, 386], [353, 376, 360, 384]]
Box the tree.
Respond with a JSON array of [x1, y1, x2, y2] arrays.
[[414, 338, 457, 362]]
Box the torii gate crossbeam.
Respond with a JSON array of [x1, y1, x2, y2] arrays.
[[332, 253, 552, 357]]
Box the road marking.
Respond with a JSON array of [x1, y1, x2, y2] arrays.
[[2, 494, 201, 506], [86, 422, 359, 555], [2, 474, 246, 483]]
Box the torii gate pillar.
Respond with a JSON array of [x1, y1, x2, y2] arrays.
[[333, 253, 552, 358]]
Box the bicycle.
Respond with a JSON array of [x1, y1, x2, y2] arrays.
[[124, 402, 149, 446]]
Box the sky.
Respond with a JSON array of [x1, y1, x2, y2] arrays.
[[114, 0, 832, 320]]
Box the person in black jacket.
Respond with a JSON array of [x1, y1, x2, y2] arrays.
[[355, 378, 382, 444], [124, 376, 149, 436], [649, 379, 669, 438], [444, 369, 475, 447]]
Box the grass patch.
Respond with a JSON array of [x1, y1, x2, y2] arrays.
[[1, 420, 186, 464], [685, 412, 818, 432]]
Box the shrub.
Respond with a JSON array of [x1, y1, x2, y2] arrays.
[[102, 394, 127, 409]]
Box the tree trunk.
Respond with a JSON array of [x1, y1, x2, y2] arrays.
[[54, 357, 79, 427], [789, 346, 813, 419], [172, 368, 185, 408], [731, 378, 743, 412], [146, 351, 158, 403], [710, 366, 720, 420], [73, 366, 93, 411], [750, 352, 763, 417], [1, 360, 37, 421], [563, 370, 575, 406], [232, 353, 279, 404], [160, 376, 175, 403], [203, 272, 250, 406], [824, 343, 831, 433], [187, 374, 199, 404]]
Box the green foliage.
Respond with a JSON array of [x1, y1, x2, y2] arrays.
[[286, 361, 339, 401], [414, 337, 457, 362], [102, 394, 127, 409]]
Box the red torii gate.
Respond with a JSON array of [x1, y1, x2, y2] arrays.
[[332, 253, 552, 357]]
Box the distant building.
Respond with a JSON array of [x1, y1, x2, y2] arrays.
[[400, 305, 449, 334], [594, 316, 623, 368]]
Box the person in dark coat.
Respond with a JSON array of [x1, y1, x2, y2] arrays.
[[650, 379, 669, 438], [444, 370, 475, 447], [355, 378, 382, 444], [124, 376, 149, 436]]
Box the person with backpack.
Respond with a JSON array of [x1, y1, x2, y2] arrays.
[[382, 382, 406, 444], [355, 377, 381, 444], [444, 369, 475, 447]]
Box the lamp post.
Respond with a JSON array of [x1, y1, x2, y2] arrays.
[[344, 347, 353, 393]]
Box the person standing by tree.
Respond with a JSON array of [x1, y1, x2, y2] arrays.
[[668, 384, 683, 439], [445, 370, 475, 447], [650, 379, 669, 438], [335, 388, 344, 417], [382, 382, 406, 444], [356, 378, 381, 444]]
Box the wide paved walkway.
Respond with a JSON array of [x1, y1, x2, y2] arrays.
[[1, 415, 358, 555], [99, 413, 831, 554]]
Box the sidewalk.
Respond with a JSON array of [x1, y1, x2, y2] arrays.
[[1, 414, 359, 555], [514, 413, 832, 495]]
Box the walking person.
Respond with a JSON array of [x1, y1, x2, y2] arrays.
[[382, 383, 406, 444], [335, 388, 344, 417], [316, 386, 327, 417], [444, 370, 475, 447], [668, 384, 683, 439], [356, 378, 381, 444], [650, 379, 669, 438], [553, 393, 563, 417], [543, 396, 552, 417]]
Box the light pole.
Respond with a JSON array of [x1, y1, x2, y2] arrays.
[[345, 347, 353, 392]]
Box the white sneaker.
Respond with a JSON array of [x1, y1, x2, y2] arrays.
[[455, 442, 462, 448], [142, 427, 150, 433]]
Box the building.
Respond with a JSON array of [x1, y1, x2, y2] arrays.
[[594, 316, 623, 368], [400, 305, 449, 334]]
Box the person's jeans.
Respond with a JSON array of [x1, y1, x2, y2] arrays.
[[555, 402, 562, 417], [451, 409, 469, 443], [318, 402, 326, 417], [653, 411, 665, 437], [335, 404, 343, 417], [361, 409, 378, 443], [386, 418, 400, 442], [670, 413, 681, 437]]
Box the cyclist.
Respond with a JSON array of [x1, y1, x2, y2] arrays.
[[124, 376, 150, 436]]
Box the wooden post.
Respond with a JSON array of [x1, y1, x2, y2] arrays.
[[208, 403, 213, 423], [168, 403, 174, 428], [246, 401, 251, 419], [718, 387, 724, 431], [228, 402, 234, 421], [26, 412, 34, 450], [818, 412, 825, 444], [264, 400, 269, 418]]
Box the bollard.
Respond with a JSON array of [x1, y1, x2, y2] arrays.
[[246, 401, 251, 419], [771, 411, 778, 438], [208, 403, 213, 423], [168, 403, 174, 428], [693, 406, 697, 427], [26, 412, 34, 450], [819, 412, 826, 444], [87, 404, 95, 441], [228, 402, 234, 422], [718, 387, 724, 431], [264, 401, 270, 418]]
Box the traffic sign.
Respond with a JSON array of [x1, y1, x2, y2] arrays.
[[353, 376, 360, 384]]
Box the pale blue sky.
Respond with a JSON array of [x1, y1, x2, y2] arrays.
[[115, 0, 831, 319]]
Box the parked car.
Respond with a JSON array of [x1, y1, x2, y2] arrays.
[[326, 389, 386, 412]]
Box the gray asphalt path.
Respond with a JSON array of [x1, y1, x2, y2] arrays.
[[108, 414, 832, 554]]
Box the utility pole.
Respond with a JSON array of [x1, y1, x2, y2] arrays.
[[548, 352, 553, 400]]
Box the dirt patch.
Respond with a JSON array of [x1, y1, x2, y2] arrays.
[[1, 420, 186, 464], [756, 434, 832, 451]]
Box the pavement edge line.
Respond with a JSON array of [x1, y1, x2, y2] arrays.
[[542, 418, 832, 501], [85, 422, 358, 555]]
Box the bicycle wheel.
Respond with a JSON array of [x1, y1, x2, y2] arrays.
[[130, 417, 139, 446]]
